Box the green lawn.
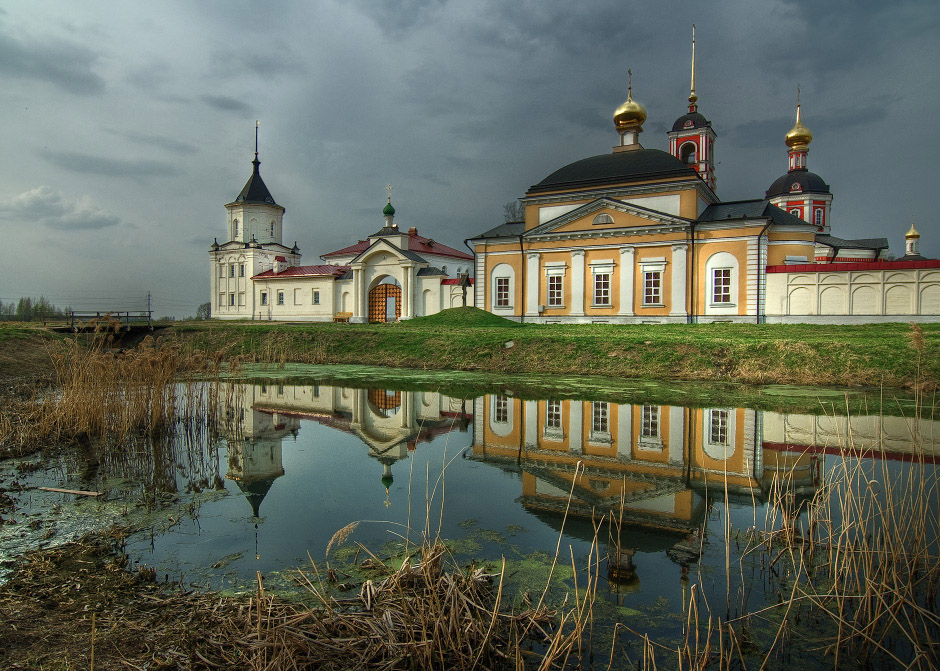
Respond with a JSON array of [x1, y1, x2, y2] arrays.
[[167, 308, 939, 389]]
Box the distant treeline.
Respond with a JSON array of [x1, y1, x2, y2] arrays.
[[0, 296, 72, 322]]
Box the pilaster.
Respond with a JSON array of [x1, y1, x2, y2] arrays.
[[670, 244, 688, 317], [618, 247, 635, 316], [570, 250, 585, 316], [525, 252, 540, 317]]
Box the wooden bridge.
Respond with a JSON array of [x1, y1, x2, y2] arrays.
[[55, 310, 154, 333]]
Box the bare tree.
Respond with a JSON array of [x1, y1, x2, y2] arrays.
[[195, 302, 212, 320], [503, 201, 525, 223]]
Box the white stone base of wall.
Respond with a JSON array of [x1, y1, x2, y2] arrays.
[[522, 315, 691, 325]]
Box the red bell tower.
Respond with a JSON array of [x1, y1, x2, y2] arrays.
[[668, 26, 717, 191]]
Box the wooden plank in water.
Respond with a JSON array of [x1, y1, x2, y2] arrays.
[[38, 487, 102, 497]]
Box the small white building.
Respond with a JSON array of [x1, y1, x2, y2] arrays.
[[210, 151, 473, 322]]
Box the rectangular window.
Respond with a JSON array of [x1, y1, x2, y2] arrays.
[[591, 402, 609, 433], [495, 277, 510, 308], [260, 292, 268, 306], [643, 271, 662, 305], [547, 275, 563, 307], [593, 273, 611, 306], [312, 290, 320, 305], [712, 268, 732, 304], [230, 264, 236, 278], [546, 400, 562, 429], [495, 395, 509, 423], [710, 409, 729, 445], [239, 263, 245, 277], [229, 293, 235, 306], [277, 290, 284, 305], [641, 404, 660, 438]]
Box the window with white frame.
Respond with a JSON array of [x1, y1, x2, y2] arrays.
[[495, 277, 510, 307], [230, 264, 236, 278], [712, 268, 732, 304], [312, 290, 320, 305], [814, 209, 823, 227], [643, 271, 662, 305], [260, 292, 268, 306], [709, 409, 729, 445], [789, 208, 801, 218], [233, 219, 239, 237], [229, 293, 235, 306], [592, 402, 609, 433], [594, 272, 611, 306], [277, 290, 284, 305], [546, 400, 562, 430], [239, 263, 245, 277], [495, 395, 509, 423], [641, 404, 660, 438], [547, 274, 563, 307]]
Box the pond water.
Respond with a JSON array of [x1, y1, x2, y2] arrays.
[[4, 369, 939, 668]]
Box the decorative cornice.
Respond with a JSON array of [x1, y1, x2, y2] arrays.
[[527, 223, 690, 243]]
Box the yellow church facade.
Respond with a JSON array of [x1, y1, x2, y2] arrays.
[[470, 55, 938, 324]]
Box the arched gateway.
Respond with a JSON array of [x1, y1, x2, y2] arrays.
[[368, 283, 402, 322]]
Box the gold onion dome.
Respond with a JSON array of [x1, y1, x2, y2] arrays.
[[906, 222, 920, 239], [785, 106, 813, 148], [614, 89, 647, 129]]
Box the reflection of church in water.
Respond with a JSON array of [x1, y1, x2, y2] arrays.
[[470, 395, 939, 538], [217, 383, 473, 516]]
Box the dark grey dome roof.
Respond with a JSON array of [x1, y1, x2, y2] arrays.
[[233, 157, 279, 206], [671, 112, 711, 133], [766, 169, 830, 198], [528, 149, 698, 195]]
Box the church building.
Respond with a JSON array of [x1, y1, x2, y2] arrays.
[[209, 132, 473, 322], [469, 41, 939, 324]]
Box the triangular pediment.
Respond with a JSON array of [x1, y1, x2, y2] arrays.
[[525, 198, 690, 239], [350, 238, 426, 265]]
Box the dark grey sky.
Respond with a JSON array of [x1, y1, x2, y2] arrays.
[[1, 1, 937, 317]]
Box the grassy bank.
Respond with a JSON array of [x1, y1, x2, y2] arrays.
[[167, 308, 938, 389]]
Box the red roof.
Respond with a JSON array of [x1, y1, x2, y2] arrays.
[[322, 231, 472, 261], [274, 255, 286, 262], [252, 264, 349, 280], [440, 278, 474, 285], [768, 259, 940, 273]]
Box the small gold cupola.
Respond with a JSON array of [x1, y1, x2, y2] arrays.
[[905, 221, 922, 257], [785, 86, 813, 171], [613, 69, 646, 151]]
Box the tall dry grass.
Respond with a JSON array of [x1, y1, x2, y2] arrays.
[[0, 329, 222, 457]]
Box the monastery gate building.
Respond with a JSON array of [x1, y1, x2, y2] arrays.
[[468, 64, 939, 324]]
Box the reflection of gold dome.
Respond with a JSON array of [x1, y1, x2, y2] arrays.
[[614, 89, 647, 129], [906, 222, 920, 239], [785, 105, 813, 148]]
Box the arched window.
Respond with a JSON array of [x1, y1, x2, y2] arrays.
[[490, 263, 515, 310], [233, 219, 239, 237], [679, 142, 697, 165], [789, 208, 801, 218], [814, 209, 824, 227], [704, 251, 739, 314], [592, 213, 614, 225], [270, 221, 275, 237]]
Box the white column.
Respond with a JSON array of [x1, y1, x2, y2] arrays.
[[570, 250, 585, 316], [401, 266, 412, 319], [525, 252, 540, 317], [568, 401, 583, 453], [668, 405, 684, 464], [617, 404, 632, 459], [351, 265, 367, 323], [618, 247, 635, 316], [525, 400, 538, 447], [670, 244, 688, 318]]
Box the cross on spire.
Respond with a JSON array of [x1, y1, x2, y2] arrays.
[[386, 184, 393, 202]]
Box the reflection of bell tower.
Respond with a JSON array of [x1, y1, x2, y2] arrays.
[[226, 438, 285, 517]]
